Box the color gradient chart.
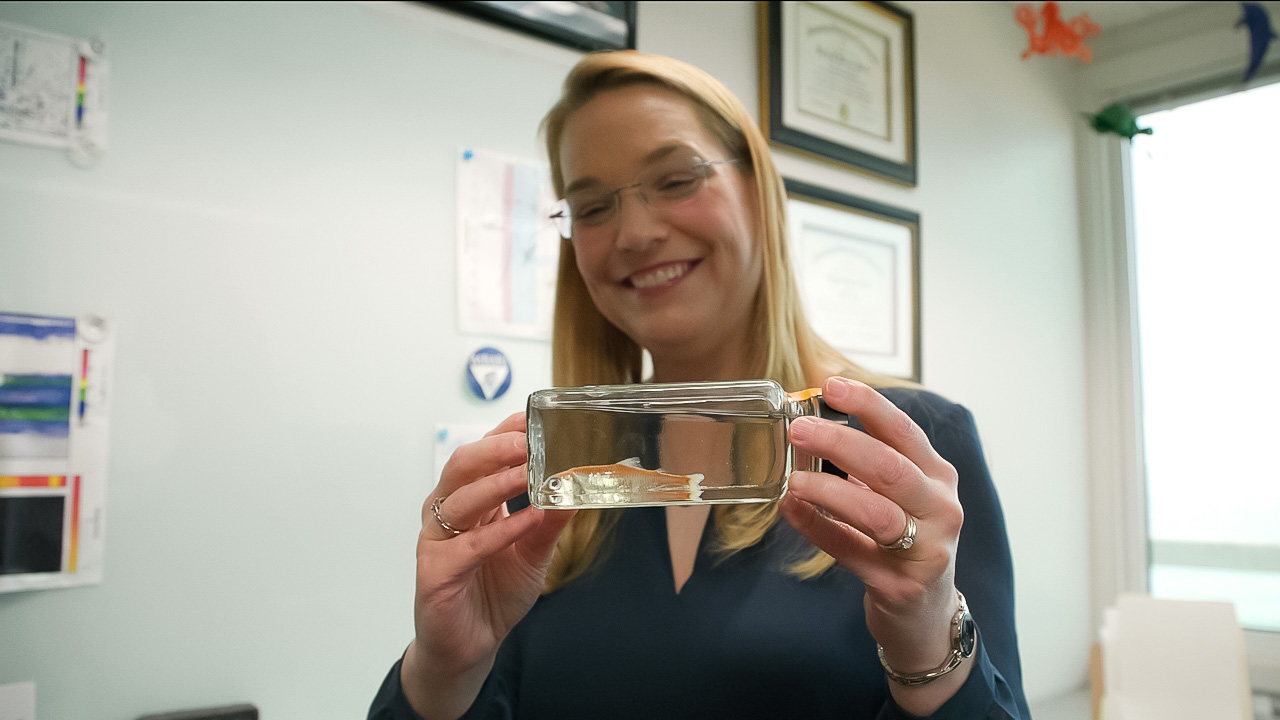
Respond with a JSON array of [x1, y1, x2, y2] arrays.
[[0, 475, 80, 574], [0, 314, 75, 459], [0, 312, 113, 592]]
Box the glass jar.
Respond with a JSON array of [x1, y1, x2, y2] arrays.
[[526, 379, 834, 508]]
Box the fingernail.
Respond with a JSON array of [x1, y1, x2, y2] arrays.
[[825, 376, 855, 398], [790, 416, 818, 442]]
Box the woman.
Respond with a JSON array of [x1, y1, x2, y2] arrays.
[[371, 51, 1029, 719]]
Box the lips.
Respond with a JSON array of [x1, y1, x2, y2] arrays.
[[625, 260, 697, 289]]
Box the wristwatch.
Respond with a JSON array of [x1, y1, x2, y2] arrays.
[[877, 590, 977, 687]]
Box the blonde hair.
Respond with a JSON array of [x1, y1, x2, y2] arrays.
[[539, 51, 909, 590]]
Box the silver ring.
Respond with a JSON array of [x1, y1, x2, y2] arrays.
[[880, 513, 916, 551], [431, 495, 464, 536]]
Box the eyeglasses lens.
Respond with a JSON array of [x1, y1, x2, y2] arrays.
[[554, 156, 715, 240]]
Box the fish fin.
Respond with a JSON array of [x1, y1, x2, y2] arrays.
[[618, 456, 644, 469]]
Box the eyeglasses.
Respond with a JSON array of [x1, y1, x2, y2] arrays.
[[550, 156, 739, 240]]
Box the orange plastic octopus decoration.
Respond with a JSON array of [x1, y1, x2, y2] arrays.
[[1016, 1, 1101, 62]]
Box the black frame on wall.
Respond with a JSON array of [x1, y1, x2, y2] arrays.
[[428, 2, 637, 53], [783, 177, 922, 382], [759, 1, 918, 186]]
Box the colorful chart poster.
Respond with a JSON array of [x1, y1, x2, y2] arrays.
[[455, 147, 561, 340], [0, 312, 113, 592], [0, 21, 109, 156]]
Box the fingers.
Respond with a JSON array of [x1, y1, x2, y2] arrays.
[[515, 506, 578, 567], [785, 470, 915, 550], [484, 412, 526, 438], [789, 415, 933, 515], [427, 504, 577, 576], [826, 377, 953, 481], [427, 465, 527, 538], [784, 377, 964, 583], [788, 378, 957, 516], [442, 504, 544, 568], [458, 504, 576, 564], [779, 492, 883, 573], [440, 429, 527, 496], [436, 413, 526, 499]]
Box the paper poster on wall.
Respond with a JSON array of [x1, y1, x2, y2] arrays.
[[456, 147, 561, 340], [0, 312, 113, 593], [0, 21, 109, 160]]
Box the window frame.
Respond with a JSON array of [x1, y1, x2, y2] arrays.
[[1083, 68, 1280, 695]]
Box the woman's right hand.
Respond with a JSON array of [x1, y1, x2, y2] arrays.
[[400, 412, 576, 720]]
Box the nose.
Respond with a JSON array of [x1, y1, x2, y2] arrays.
[[613, 185, 667, 252]]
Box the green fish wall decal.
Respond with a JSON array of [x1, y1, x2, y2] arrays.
[[1086, 103, 1153, 139]]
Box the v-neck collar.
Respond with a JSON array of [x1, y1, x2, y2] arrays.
[[651, 506, 714, 597]]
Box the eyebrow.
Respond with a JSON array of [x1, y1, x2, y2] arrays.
[[562, 144, 692, 196]]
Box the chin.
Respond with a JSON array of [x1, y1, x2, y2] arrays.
[[633, 322, 720, 355]]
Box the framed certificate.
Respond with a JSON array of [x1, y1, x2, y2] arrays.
[[761, 2, 918, 185], [784, 178, 920, 381]]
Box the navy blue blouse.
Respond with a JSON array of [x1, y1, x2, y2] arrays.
[[370, 388, 1030, 719]]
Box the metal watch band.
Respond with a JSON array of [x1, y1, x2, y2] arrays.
[[877, 590, 975, 687]]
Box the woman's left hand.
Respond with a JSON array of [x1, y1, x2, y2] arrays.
[[779, 376, 970, 711]]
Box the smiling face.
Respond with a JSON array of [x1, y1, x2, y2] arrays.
[[557, 84, 763, 380]]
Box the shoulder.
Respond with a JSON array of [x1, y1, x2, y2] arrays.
[[872, 386, 982, 459], [874, 386, 970, 430]]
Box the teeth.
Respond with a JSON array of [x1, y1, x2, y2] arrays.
[[632, 263, 689, 289]]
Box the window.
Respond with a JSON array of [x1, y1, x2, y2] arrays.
[[1129, 80, 1280, 634]]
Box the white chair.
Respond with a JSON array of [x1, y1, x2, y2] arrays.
[[1092, 594, 1251, 720]]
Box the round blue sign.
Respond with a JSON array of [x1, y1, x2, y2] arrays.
[[466, 347, 512, 401]]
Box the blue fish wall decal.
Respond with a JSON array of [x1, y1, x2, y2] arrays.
[[1238, 2, 1278, 83]]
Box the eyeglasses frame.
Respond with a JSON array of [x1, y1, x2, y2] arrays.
[[549, 157, 741, 240]]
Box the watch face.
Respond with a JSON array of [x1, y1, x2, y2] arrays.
[[958, 612, 976, 657]]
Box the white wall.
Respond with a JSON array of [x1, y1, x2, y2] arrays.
[[0, 1, 1092, 716], [906, 2, 1090, 701]]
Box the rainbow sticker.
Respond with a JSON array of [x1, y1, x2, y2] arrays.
[[76, 55, 87, 128], [79, 348, 89, 422], [69, 474, 81, 571], [0, 475, 68, 488]]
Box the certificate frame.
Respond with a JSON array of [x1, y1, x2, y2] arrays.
[[784, 178, 920, 381], [761, 1, 918, 186], [429, 1, 636, 53]]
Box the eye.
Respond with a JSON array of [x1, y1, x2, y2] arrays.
[[570, 196, 613, 222], [652, 170, 701, 196]]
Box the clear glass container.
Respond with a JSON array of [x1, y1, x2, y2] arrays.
[[526, 379, 828, 509]]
